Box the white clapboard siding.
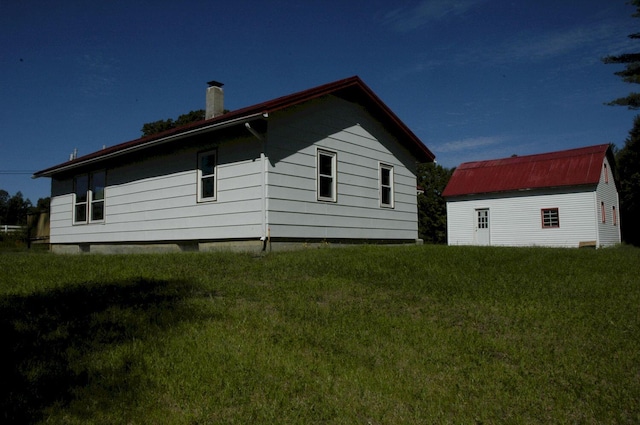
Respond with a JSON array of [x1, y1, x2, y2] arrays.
[[447, 190, 599, 248], [266, 95, 419, 240], [595, 156, 622, 246], [49, 136, 264, 244]]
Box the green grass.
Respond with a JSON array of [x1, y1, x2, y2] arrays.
[[1, 245, 639, 424]]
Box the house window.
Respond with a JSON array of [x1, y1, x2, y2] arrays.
[[90, 171, 105, 221], [613, 206, 617, 226], [198, 150, 217, 202], [541, 208, 559, 228], [601, 202, 606, 223], [74, 171, 106, 224], [317, 149, 337, 202], [603, 163, 609, 184], [380, 164, 394, 208]]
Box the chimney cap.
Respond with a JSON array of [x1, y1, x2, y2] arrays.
[[207, 80, 224, 88]]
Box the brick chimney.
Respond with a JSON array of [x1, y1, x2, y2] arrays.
[[205, 80, 224, 119]]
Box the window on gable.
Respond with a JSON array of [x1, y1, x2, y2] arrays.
[[198, 150, 217, 202], [601, 202, 606, 223], [317, 149, 337, 202], [541, 208, 559, 228], [74, 170, 106, 224], [603, 163, 609, 184], [380, 163, 394, 208]]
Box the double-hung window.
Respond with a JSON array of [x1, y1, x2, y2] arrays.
[[380, 163, 394, 208], [317, 149, 337, 202], [541, 208, 559, 228], [198, 150, 217, 202], [74, 170, 106, 224]]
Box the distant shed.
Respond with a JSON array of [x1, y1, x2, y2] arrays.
[[442, 144, 621, 248]]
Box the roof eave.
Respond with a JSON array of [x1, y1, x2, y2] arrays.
[[33, 112, 265, 178]]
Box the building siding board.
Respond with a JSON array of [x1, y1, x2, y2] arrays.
[[595, 157, 621, 246], [447, 190, 599, 247], [265, 95, 419, 241], [49, 136, 264, 244]]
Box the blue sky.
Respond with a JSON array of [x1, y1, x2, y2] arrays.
[[1, 0, 637, 202]]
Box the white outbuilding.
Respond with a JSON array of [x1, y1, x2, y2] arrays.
[[443, 144, 621, 248]]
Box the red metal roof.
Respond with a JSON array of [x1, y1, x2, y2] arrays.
[[442, 144, 611, 198], [33, 76, 434, 178]]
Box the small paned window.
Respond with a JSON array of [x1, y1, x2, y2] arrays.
[[477, 209, 489, 229], [73, 171, 106, 224], [601, 202, 606, 223], [380, 164, 394, 208], [74, 175, 88, 223], [604, 163, 609, 184], [90, 171, 106, 221], [613, 205, 617, 226], [317, 149, 337, 202], [541, 208, 559, 228], [198, 150, 217, 201]]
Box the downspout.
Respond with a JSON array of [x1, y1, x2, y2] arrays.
[[593, 192, 600, 248], [245, 118, 269, 251]]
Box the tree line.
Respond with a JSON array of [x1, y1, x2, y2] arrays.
[[0, 190, 50, 226], [603, 0, 640, 246]]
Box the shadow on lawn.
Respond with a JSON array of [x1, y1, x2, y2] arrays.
[[0, 278, 206, 424]]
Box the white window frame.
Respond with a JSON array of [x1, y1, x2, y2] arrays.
[[73, 170, 106, 224], [317, 149, 337, 202], [379, 163, 394, 208], [198, 149, 218, 202]]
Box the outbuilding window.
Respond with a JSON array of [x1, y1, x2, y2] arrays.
[[379, 163, 394, 208], [541, 208, 559, 228], [198, 150, 217, 202], [613, 205, 617, 226], [601, 202, 606, 224], [317, 149, 337, 202], [74, 170, 106, 224]]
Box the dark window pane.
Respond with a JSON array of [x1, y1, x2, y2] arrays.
[[319, 154, 333, 176], [75, 175, 88, 203], [202, 176, 215, 198], [75, 204, 87, 222], [382, 187, 391, 205], [91, 202, 104, 221], [381, 168, 390, 186], [319, 176, 333, 198], [91, 171, 106, 200], [201, 154, 216, 175]]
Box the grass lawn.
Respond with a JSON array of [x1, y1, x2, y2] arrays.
[[1, 245, 639, 424]]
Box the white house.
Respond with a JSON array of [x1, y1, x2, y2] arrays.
[[442, 144, 621, 248], [33, 76, 435, 253]]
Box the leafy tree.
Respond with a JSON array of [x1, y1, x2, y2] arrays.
[[35, 197, 51, 212], [0, 191, 32, 226], [603, 1, 640, 245], [417, 162, 453, 244], [141, 109, 206, 137], [0, 190, 8, 225], [617, 116, 640, 245], [602, 0, 640, 109]]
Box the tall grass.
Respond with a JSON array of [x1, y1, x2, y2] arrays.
[[1, 245, 639, 424]]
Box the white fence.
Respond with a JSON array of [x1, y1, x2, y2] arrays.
[[1, 225, 23, 233]]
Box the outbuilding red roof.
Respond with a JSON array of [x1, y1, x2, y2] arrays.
[[442, 144, 612, 198], [34, 76, 434, 178]]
